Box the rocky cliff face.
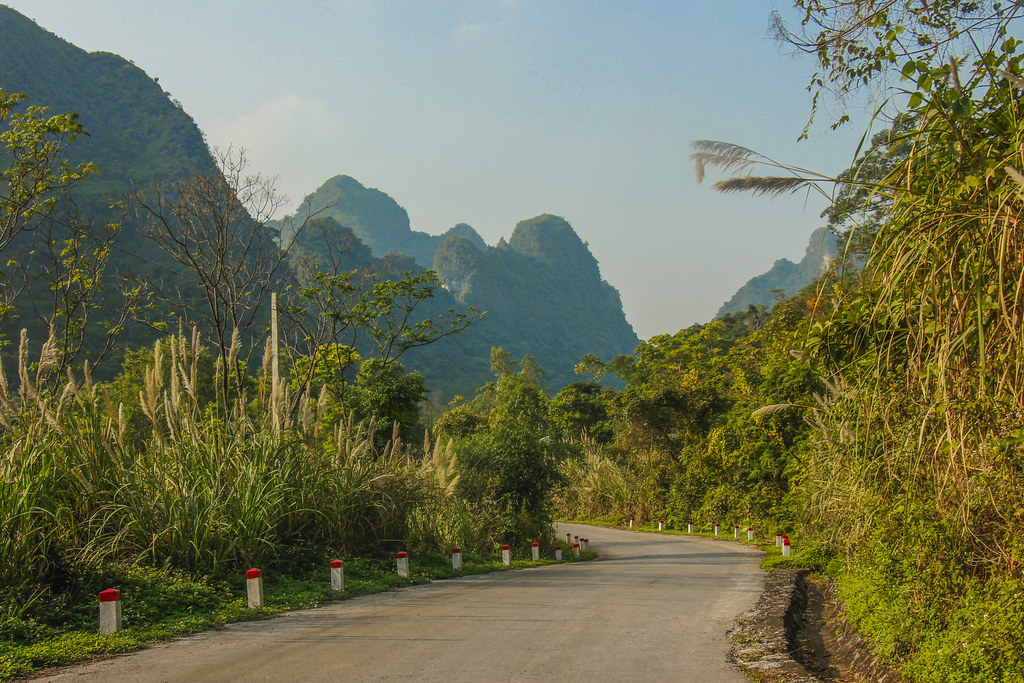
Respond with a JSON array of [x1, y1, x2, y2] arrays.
[[288, 175, 487, 269], [717, 227, 838, 316]]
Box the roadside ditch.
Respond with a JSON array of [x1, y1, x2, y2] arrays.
[[730, 569, 907, 683]]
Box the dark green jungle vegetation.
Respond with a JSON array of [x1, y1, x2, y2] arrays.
[[3, 1, 1024, 682]]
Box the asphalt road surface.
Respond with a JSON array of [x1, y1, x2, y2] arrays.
[[38, 523, 764, 682]]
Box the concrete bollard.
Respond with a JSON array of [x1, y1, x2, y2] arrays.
[[714, 523, 720, 536], [397, 551, 410, 577], [501, 544, 511, 566], [531, 542, 540, 561], [555, 546, 563, 560], [573, 542, 580, 558], [582, 538, 589, 552], [687, 522, 693, 534], [776, 532, 783, 548], [330, 559, 344, 591], [747, 527, 754, 542], [782, 536, 791, 557], [734, 525, 740, 538], [98, 589, 122, 634], [452, 547, 463, 570], [566, 532, 572, 545], [246, 568, 264, 608], [629, 517, 634, 528], [658, 520, 664, 531]]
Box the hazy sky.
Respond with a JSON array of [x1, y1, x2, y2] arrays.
[[4, 1, 872, 339]]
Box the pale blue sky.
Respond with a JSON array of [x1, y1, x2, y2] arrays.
[[4, 1, 873, 339]]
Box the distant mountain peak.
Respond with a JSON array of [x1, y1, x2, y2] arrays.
[[717, 226, 838, 316]]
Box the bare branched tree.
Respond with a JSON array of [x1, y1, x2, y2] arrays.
[[135, 147, 314, 403]]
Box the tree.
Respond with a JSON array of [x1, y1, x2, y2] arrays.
[[548, 381, 615, 444], [283, 248, 480, 414], [0, 89, 94, 257], [134, 148, 309, 402], [772, 0, 1023, 132], [0, 89, 95, 328]]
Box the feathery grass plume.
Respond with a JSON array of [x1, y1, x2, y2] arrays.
[[690, 140, 764, 181], [34, 333, 59, 389], [316, 385, 328, 423], [65, 367, 81, 401], [299, 392, 311, 433], [228, 328, 240, 374], [0, 355, 12, 418], [169, 338, 182, 419], [82, 360, 93, 395], [17, 329, 31, 403], [1005, 166, 1024, 188], [751, 403, 793, 417], [996, 68, 1024, 88], [422, 436, 460, 497], [139, 339, 162, 426], [56, 380, 75, 420], [713, 176, 814, 197]]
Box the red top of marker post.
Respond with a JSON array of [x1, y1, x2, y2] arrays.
[[452, 547, 462, 553], [573, 542, 580, 547], [748, 527, 753, 530], [556, 545, 562, 550], [531, 542, 539, 547], [501, 544, 510, 550], [99, 588, 121, 602], [246, 568, 261, 579], [783, 538, 791, 546], [776, 532, 782, 536], [331, 559, 342, 568], [397, 551, 408, 558], [659, 520, 664, 523]]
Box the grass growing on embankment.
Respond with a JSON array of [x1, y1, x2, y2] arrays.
[[0, 550, 596, 680]]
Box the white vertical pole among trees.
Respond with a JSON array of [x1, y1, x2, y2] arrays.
[[271, 292, 281, 433]]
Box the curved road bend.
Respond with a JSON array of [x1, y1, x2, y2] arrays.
[[38, 523, 764, 682]]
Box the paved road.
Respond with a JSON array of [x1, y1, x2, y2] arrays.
[[39, 523, 764, 682]]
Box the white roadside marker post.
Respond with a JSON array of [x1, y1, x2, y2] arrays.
[[687, 522, 693, 534], [582, 538, 590, 552], [714, 523, 720, 536], [555, 546, 563, 560], [98, 589, 122, 634], [783, 536, 791, 557], [501, 544, 511, 566], [658, 520, 664, 531], [531, 542, 540, 561], [747, 527, 754, 542], [776, 532, 783, 548], [566, 532, 572, 545], [397, 551, 410, 578], [246, 568, 264, 608], [452, 547, 463, 570], [734, 525, 740, 539], [573, 542, 580, 558], [330, 559, 344, 591], [629, 516, 634, 528]]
